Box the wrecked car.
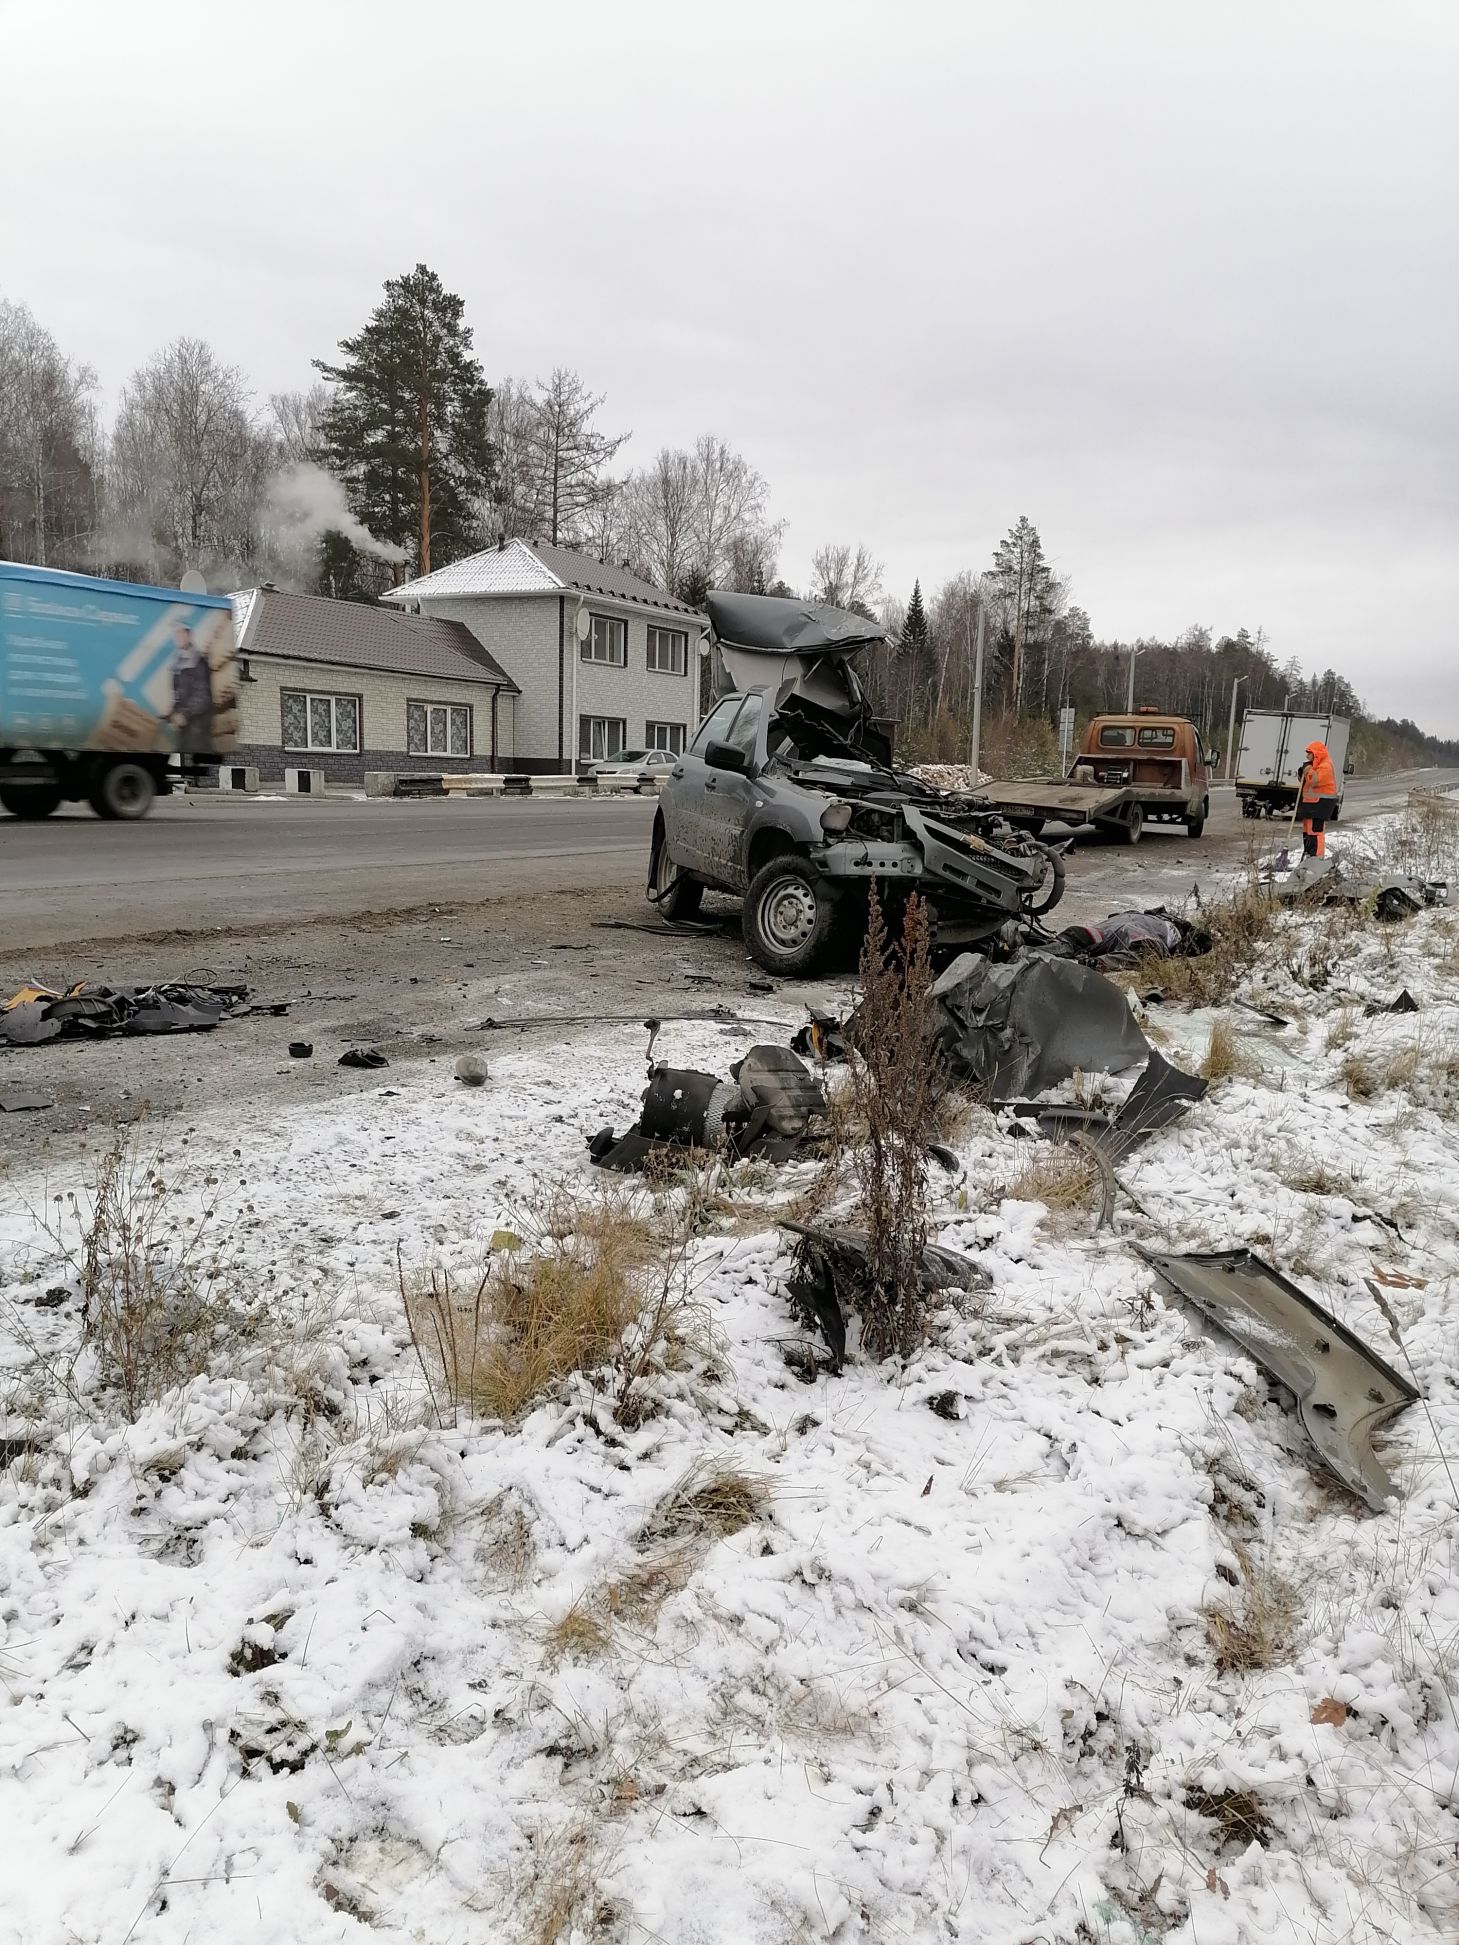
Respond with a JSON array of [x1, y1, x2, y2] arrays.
[[648, 591, 1066, 976]]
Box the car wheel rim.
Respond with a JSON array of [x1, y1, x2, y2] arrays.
[[655, 845, 676, 894], [758, 876, 817, 952], [114, 771, 144, 809]]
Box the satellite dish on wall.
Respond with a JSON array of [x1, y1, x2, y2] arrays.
[[179, 570, 208, 596], [574, 603, 592, 643]]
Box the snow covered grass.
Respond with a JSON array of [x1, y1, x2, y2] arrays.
[[3, 811, 1459, 1943]]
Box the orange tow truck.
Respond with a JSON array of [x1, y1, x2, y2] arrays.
[[975, 709, 1218, 844]]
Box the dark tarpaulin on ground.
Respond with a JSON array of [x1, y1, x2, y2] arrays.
[[931, 951, 1150, 1100], [0, 981, 254, 1046]]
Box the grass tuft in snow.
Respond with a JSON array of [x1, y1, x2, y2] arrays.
[[1204, 1541, 1299, 1672], [402, 1189, 699, 1426], [1182, 1783, 1274, 1851], [639, 1457, 771, 1545], [1200, 1015, 1256, 1083]]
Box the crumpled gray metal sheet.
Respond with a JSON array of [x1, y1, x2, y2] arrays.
[[1138, 1246, 1418, 1509]]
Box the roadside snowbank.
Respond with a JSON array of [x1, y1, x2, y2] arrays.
[[3, 823, 1458, 1945]]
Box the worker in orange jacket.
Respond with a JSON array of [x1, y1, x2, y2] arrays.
[[1299, 739, 1339, 857]]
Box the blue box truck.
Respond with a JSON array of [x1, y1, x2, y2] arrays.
[[0, 562, 239, 819]]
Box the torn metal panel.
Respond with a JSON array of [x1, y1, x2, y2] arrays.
[[931, 950, 1150, 1099], [1002, 1051, 1207, 1160], [1138, 1246, 1417, 1508], [780, 1220, 987, 1372]]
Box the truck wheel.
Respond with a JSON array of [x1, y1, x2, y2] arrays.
[[649, 830, 704, 922], [89, 761, 157, 820], [743, 854, 837, 977], [0, 783, 62, 819], [1117, 804, 1143, 846], [1186, 798, 1208, 839]]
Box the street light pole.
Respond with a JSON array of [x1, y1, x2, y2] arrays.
[[1125, 643, 1138, 712], [1224, 673, 1248, 782], [968, 598, 986, 781]]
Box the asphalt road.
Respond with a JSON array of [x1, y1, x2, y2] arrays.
[[3, 768, 1455, 953]]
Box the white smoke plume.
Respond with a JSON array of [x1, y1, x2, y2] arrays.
[[264, 463, 407, 565]]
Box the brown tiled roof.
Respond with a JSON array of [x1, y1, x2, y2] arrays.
[[232, 588, 518, 691], [529, 542, 700, 617]]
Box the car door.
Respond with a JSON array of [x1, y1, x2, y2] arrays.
[[694, 691, 765, 889], [660, 695, 744, 879]]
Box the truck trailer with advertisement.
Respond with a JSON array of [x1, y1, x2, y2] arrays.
[[0, 562, 238, 819], [1234, 708, 1351, 820]]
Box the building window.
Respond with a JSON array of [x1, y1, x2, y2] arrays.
[[580, 715, 627, 761], [282, 690, 359, 753], [582, 614, 627, 666], [407, 701, 471, 757], [645, 720, 686, 755], [646, 626, 688, 675]]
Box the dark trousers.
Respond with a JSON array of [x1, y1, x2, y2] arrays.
[[1302, 795, 1339, 857]]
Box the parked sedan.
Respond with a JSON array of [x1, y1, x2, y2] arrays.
[[591, 748, 679, 779]]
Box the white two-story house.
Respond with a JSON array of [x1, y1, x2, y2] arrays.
[[382, 539, 707, 772]]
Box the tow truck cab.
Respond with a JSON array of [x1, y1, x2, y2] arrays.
[[1071, 710, 1216, 830]]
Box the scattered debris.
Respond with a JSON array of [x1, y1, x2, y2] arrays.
[[781, 1220, 986, 1370], [932, 950, 1150, 1099], [0, 979, 253, 1045], [590, 1044, 827, 1171], [478, 1006, 786, 1034], [288, 1041, 313, 1059], [1052, 907, 1211, 970], [455, 1054, 489, 1086], [0, 1090, 53, 1113], [339, 1047, 388, 1070], [1004, 1050, 1208, 1163], [1139, 1246, 1418, 1508], [1271, 854, 1449, 917], [1365, 989, 1419, 1016]]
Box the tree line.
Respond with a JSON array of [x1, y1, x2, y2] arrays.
[[2, 266, 1451, 769]]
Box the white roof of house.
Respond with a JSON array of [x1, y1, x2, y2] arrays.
[[382, 539, 563, 602], [382, 537, 701, 619]]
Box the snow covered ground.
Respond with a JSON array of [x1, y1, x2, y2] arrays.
[[3, 813, 1458, 1945]]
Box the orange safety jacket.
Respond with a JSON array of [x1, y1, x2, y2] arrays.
[[1301, 741, 1337, 802]]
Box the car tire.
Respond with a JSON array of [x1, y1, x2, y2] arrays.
[[743, 854, 838, 977], [88, 761, 157, 820], [0, 782, 63, 819], [649, 831, 704, 922], [1186, 798, 1208, 839]]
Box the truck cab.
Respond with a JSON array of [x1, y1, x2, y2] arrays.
[[1071, 710, 1216, 836]]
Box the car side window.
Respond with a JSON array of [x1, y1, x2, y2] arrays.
[[725, 692, 764, 758], [689, 698, 741, 756]]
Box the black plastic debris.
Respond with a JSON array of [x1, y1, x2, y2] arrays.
[[781, 1220, 987, 1373], [932, 950, 1150, 1100], [0, 980, 252, 1045], [1138, 1246, 1418, 1509], [339, 1047, 388, 1070], [590, 1044, 828, 1172], [289, 1041, 313, 1058], [1365, 989, 1419, 1016]]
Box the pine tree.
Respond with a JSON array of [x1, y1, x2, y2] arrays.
[[902, 579, 928, 653], [314, 264, 493, 579]]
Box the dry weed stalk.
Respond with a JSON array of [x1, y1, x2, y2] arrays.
[[52, 1124, 235, 1419], [844, 886, 944, 1359], [1145, 858, 1277, 1006]]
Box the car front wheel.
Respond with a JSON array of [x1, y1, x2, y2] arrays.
[[743, 854, 838, 976]]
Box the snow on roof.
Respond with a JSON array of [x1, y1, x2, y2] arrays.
[[383, 537, 700, 618]]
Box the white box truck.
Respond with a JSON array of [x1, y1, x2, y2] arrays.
[[1235, 709, 1351, 820]]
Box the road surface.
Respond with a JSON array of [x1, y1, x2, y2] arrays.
[[2, 768, 1451, 1154], [2, 769, 1452, 952]]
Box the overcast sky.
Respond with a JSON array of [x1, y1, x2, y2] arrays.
[[4, 0, 1455, 729]]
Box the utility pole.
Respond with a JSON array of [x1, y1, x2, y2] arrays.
[[1224, 673, 1248, 781], [1125, 643, 1138, 712], [968, 598, 986, 781]]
